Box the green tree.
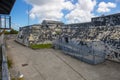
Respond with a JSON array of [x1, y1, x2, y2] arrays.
[[4, 29, 18, 34], [4, 31, 10, 34], [10, 29, 18, 34]]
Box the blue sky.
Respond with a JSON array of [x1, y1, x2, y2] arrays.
[[10, 0, 120, 30]]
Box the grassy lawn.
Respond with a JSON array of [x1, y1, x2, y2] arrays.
[[30, 43, 52, 49]]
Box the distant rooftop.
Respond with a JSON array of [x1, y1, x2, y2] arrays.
[[0, 0, 16, 14], [42, 20, 64, 25], [92, 13, 120, 19]]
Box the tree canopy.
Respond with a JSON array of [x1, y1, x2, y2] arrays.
[[4, 29, 18, 34]]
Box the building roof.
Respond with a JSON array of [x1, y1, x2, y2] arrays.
[[0, 0, 16, 14], [42, 20, 64, 25], [92, 13, 120, 19], [65, 22, 91, 26]]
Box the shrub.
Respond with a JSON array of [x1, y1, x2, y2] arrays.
[[5, 29, 18, 34], [10, 29, 18, 34]]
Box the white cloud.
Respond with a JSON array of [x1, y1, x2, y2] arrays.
[[65, 9, 94, 23], [63, 1, 75, 10], [65, 0, 96, 23], [77, 0, 96, 12], [25, 0, 96, 23], [97, 2, 116, 13], [25, 0, 97, 23], [29, 13, 36, 19], [25, 0, 74, 22]]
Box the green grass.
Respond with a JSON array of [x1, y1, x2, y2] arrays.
[[12, 78, 24, 80], [7, 57, 13, 69], [30, 43, 52, 49], [11, 78, 15, 80]]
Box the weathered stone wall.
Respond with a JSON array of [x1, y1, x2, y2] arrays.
[[16, 13, 120, 63], [16, 21, 63, 46], [55, 26, 120, 63]]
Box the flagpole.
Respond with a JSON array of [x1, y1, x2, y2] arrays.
[[28, 4, 30, 25]]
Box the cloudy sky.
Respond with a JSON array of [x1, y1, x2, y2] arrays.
[[11, 0, 120, 29]]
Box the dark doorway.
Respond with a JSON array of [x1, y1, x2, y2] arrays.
[[65, 37, 69, 43]]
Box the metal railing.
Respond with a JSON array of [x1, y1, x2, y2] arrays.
[[0, 34, 10, 80], [53, 41, 106, 64]]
